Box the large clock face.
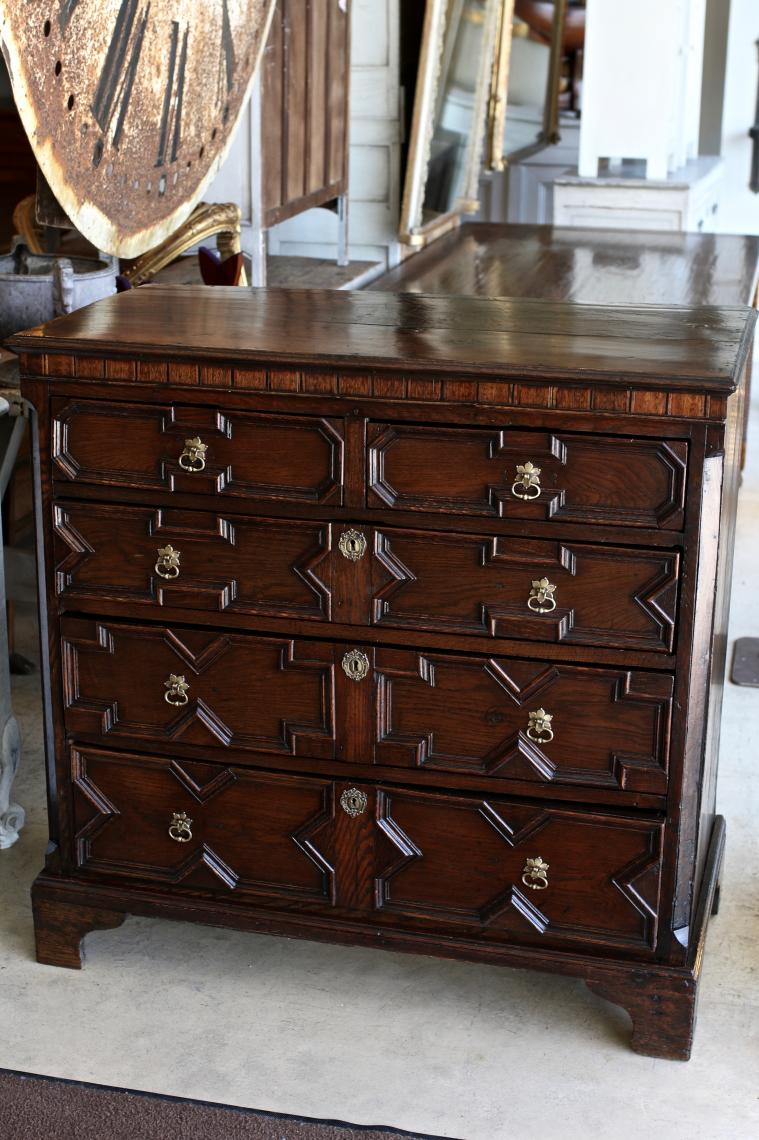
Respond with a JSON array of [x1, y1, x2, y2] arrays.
[[0, 0, 275, 255]]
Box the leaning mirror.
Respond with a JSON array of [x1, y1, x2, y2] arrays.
[[487, 0, 568, 170], [400, 0, 499, 247]]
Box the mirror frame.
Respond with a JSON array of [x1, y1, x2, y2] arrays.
[[486, 0, 568, 172], [400, 0, 500, 248]]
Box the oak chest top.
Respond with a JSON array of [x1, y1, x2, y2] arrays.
[[9, 285, 756, 393]]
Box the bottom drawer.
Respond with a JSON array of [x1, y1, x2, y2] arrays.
[[71, 745, 665, 956]]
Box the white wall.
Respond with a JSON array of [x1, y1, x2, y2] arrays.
[[717, 0, 759, 234]]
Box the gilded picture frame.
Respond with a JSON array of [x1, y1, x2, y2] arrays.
[[486, 0, 568, 171], [399, 0, 500, 248]]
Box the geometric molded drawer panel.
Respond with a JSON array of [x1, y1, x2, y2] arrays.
[[52, 399, 345, 505], [70, 746, 664, 954], [372, 648, 673, 796], [71, 746, 337, 905], [53, 502, 333, 622], [368, 423, 687, 530], [371, 528, 680, 653], [61, 618, 337, 762], [374, 786, 664, 954]]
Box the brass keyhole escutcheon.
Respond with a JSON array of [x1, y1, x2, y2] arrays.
[[155, 544, 181, 579], [340, 788, 368, 818], [522, 856, 549, 890], [527, 577, 557, 613], [512, 461, 541, 500], [168, 811, 193, 842], [342, 649, 370, 682], [338, 529, 367, 562], [527, 708, 554, 744], [178, 436, 208, 472], [164, 674, 189, 706]]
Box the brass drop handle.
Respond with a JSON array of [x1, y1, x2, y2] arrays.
[[527, 577, 557, 613], [522, 856, 549, 890], [155, 544, 181, 579], [338, 529, 367, 561], [342, 649, 370, 682], [169, 811, 193, 843], [164, 674, 189, 706], [178, 436, 208, 472], [527, 708, 554, 744], [512, 461, 541, 500], [340, 788, 368, 817]]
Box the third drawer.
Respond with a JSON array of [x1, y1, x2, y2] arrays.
[[61, 617, 674, 800]]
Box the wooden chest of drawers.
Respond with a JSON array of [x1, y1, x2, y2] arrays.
[[13, 286, 755, 1060]]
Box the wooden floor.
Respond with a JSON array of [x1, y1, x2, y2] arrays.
[[155, 255, 384, 291]]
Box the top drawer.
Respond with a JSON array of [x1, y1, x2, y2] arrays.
[[51, 399, 345, 507], [368, 423, 687, 530]]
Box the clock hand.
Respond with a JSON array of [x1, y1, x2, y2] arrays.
[[156, 21, 189, 169]]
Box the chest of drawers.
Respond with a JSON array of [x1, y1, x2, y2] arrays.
[[13, 287, 755, 1060]]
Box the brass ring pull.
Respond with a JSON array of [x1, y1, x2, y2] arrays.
[[527, 708, 554, 744], [338, 529, 368, 562], [155, 544, 181, 580], [340, 788, 368, 817], [178, 436, 208, 472], [164, 674, 189, 706], [527, 577, 557, 613], [342, 649, 370, 682], [169, 811, 193, 843], [511, 461, 541, 500], [522, 856, 549, 890]]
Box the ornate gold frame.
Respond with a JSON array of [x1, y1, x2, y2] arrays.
[[12, 197, 246, 286], [120, 202, 245, 286], [399, 0, 500, 248], [486, 0, 568, 171]]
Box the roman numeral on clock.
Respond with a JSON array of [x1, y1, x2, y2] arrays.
[[156, 21, 189, 167], [217, 0, 236, 113], [91, 0, 151, 163]]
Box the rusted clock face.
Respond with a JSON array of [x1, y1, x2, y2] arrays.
[[0, 0, 275, 255]]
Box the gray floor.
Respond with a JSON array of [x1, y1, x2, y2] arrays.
[[1, 399, 759, 1140]]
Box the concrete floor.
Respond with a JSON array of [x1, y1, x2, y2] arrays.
[[1, 402, 759, 1140]]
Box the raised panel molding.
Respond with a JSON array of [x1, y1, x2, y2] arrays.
[[374, 790, 663, 951], [62, 620, 337, 760], [367, 424, 688, 527], [52, 399, 346, 506], [373, 651, 671, 794], [72, 750, 336, 903], [54, 503, 334, 621], [370, 530, 679, 653]]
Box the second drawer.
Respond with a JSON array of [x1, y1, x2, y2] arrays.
[[53, 503, 680, 654], [61, 618, 673, 798]]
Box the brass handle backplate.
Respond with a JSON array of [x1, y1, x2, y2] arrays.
[[155, 544, 181, 579], [178, 436, 208, 472], [522, 856, 549, 890], [342, 649, 370, 682], [527, 708, 554, 744], [169, 811, 193, 842], [512, 461, 541, 500], [338, 529, 368, 561], [527, 577, 557, 613], [164, 674, 189, 706], [340, 788, 368, 817]]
